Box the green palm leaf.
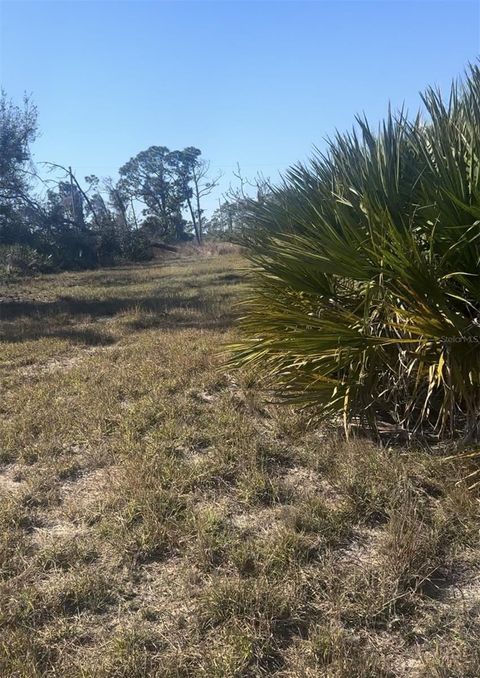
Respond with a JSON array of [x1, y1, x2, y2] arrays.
[[231, 64, 480, 440]]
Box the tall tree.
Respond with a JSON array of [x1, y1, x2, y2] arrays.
[[118, 146, 187, 239], [0, 91, 37, 200], [172, 147, 221, 243], [0, 91, 39, 244], [105, 177, 132, 231], [118, 146, 219, 243]]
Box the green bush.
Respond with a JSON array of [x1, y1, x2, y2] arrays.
[[121, 231, 153, 262], [232, 65, 480, 440], [0, 244, 53, 277]]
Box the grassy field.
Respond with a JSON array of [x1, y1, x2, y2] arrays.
[[1, 251, 479, 677]]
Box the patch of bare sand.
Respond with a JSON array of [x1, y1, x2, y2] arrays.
[[31, 521, 91, 546], [281, 465, 343, 506], [25, 464, 119, 571], [0, 463, 28, 496], [59, 465, 121, 521], [59, 557, 202, 672], [338, 526, 386, 568], [19, 345, 118, 379], [445, 566, 480, 609], [122, 558, 200, 632], [231, 505, 285, 534], [282, 629, 425, 678]]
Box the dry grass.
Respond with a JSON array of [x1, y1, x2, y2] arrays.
[[1, 252, 479, 676]]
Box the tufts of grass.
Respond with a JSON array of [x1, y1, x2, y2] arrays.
[[1, 252, 480, 676]]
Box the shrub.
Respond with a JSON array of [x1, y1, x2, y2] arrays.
[[0, 244, 53, 277], [121, 230, 153, 262], [232, 65, 480, 440]]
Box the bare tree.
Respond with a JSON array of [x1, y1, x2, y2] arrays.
[[42, 162, 103, 231], [190, 157, 221, 242], [176, 148, 221, 244]]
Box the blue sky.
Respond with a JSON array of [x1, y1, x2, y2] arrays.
[[1, 0, 479, 214]]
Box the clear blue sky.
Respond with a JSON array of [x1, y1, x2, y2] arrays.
[[1, 0, 479, 213]]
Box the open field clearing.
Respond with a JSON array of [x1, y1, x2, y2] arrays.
[[1, 252, 480, 677]]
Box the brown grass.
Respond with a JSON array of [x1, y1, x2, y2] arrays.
[[0, 252, 479, 676]]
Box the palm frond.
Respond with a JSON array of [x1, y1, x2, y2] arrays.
[[231, 64, 480, 440]]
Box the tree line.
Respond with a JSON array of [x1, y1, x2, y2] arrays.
[[0, 91, 251, 274]]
